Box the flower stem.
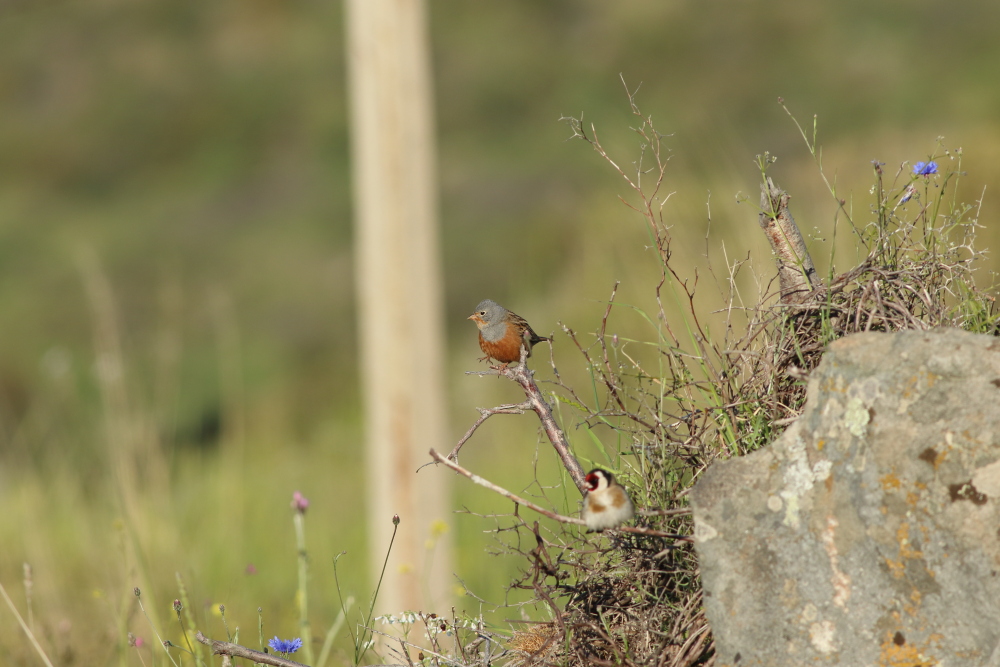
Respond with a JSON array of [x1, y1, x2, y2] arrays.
[[293, 511, 314, 665]]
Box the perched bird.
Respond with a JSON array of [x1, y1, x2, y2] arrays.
[[582, 468, 635, 532], [468, 299, 550, 366]]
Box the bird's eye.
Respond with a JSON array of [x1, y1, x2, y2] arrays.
[[479, 311, 486, 316]]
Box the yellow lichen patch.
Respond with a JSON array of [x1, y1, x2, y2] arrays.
[[899, 370, 938, 403], [925, 449, 946, 469], [960, 429, 983, 446], [886, 557, 905, 579], [821, 377, 842, 394], [881, 473, 902, 491], [816, 438, 826, 451], [887, 524, 936, 590], [897, 523, 923, 560], [879, 630, 938, 667], [901, 587, 923, 617]]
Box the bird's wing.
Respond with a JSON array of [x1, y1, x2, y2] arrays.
[[509, 313, 549, 344]]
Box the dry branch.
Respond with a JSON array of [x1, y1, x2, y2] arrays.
[[430, 448, 689, 540], [445, 401, 530, 461], [195, 632, 309, 667], [462, 345, 588, 493], [431, 447, 584, 525]]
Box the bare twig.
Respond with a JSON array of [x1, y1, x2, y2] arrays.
[[369, 627, 479, 667], [527, 522, 570, 628], [396, 637, 415, 667], [637, 507, 691, 517], [195, 631, 309, 667], [430, 448, 585, 525], [429, 449, 690, 541], [464, 345, 588, 493], [446, 402, 530, 461]]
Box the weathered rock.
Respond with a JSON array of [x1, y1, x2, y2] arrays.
[[691, 329, 1000, 666]]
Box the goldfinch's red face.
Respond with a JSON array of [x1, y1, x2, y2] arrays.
[[586, 470, 610, 493]]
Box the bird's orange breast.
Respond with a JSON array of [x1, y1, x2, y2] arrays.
[[479, 331, 524, 363]]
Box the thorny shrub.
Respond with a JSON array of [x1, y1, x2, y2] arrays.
[[455, 92, 997, 667]]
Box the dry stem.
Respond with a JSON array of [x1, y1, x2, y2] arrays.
[[195, 632, 309, 667], [430, 449, 689, 540], [445, 401, 530, 462], [460, 344, 588, 493]]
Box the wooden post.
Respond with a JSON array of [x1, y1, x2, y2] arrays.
[[345, 0, 452, 619]]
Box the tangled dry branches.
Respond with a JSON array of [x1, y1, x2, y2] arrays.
[[433, 90, 997, 667]]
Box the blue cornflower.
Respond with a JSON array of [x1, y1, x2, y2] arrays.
[[268, 637, 303, 655], [913, 161, 938, 176]]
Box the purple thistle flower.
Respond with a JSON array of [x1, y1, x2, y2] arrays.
[[913, 161, 938, 176], [291, 491, 309, 513], [268, 636, 303, 655]]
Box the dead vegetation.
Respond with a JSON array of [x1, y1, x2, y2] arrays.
[[435, 90, 997, 667]]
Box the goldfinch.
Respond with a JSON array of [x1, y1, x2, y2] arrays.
[[582, 468, 635, 531]]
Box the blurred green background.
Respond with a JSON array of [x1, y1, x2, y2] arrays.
[[1, 0, 998, 664]]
